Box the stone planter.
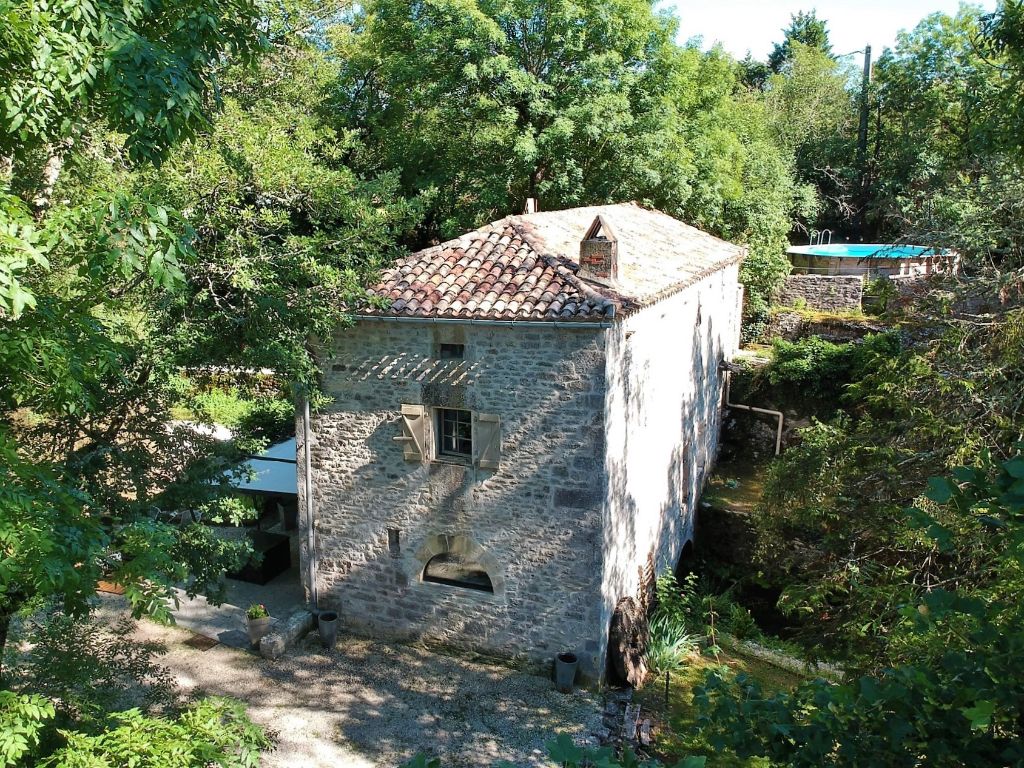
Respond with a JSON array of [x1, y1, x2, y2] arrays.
[[554, 652, 579, 693], [318, 610, 339, 649], [247, 615, 272, 647]]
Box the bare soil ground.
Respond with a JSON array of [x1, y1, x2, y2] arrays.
[[125, 610, 601, 767]]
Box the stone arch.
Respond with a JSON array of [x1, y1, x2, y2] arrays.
[[413, 533, 505, 595]]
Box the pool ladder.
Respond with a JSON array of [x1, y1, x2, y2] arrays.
[[809, 229, 833, 246]]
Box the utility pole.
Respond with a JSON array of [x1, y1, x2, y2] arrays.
[[856, 45, 872, 240]]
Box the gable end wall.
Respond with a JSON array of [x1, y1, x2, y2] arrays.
[[299, 320, 611, 679]]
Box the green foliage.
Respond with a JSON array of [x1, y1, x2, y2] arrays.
[[0, 0, 265, 165], [754, 310, 1024, 668], [646, 615, 698, 676], [981, 0, 1024, 154], [0, 0, 266, 318], [143, 43, 422, 384], [0, 0, 270, 625], [652, 571, 764, 652], [762, 332, 899, 400], [767, 10, 833, 74], [3, 612, 175, 730], [763, 42, 857, 232], [861, 276, 897, 315], [869, 5, 1017, 253], [40, 697, 270, 768], [246, 603, 269, 620], [0, 691, 54, 767], [694, 452, 1024, 767]]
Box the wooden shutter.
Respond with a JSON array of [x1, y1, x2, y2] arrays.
[[473, 413, 501, 470], [395, 404, 427, 462]]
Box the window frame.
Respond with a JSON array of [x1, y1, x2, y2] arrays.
[[438, 342, 465, 360], [422, 552, 494, 593], [436, 407, 473, 460]]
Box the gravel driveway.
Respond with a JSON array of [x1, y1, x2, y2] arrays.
[[133, 618, 603, 768]]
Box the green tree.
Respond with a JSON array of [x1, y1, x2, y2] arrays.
[[0, 693, 269, 768], [0, 0, 265, 670], [980, 0, 1024, 154], [695, 450, 1024, 767], [337, 0, 802, 311], [870, 7, 1004, 239], [763, 41, 858, 233], [767, 10, 833, 74], [137, 41, 422, 383]]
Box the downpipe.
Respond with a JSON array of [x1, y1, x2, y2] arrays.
[[722, 367, 784, 456], [301, 394, 319, 607]]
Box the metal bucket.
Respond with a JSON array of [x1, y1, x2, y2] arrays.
[[555, 652, 579, 693], [318, 610, 339, 649]]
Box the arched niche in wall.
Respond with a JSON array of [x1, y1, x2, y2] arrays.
[[414, 533, 505, 596]]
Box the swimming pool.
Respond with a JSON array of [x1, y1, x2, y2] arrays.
[[787, 243, 957, 278], [788, 244, 938, 259]]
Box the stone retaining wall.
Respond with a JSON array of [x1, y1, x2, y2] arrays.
[[775, 274, 863, 313]]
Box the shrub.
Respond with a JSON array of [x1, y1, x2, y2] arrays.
[[763, 332, 899, 400], [647, 615, 698, 675], [721, 603, 760, 641]]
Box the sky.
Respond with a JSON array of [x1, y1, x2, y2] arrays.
[[667, 0, 997, 61]]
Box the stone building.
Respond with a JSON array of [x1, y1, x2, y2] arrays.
[[296, 202, 745, 682]]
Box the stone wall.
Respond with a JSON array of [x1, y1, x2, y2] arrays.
[[301, 320, 612, 680], [768, 310, 885, 343], [775, 274, 863, 313], [600, 265, 742, 638]]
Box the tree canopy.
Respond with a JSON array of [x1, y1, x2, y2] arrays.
[[767, 10, 833, 73]]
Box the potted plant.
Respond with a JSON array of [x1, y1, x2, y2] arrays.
[[246, 603, 272, 647]]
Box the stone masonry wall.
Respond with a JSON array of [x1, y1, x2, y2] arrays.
[[600, 265, 742, 638], [775, 274, 863, 313], [300, 320, 611, 680]]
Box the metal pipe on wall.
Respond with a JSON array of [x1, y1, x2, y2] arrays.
[[301, 394, 318, 608], [723, 369, 784, 456]]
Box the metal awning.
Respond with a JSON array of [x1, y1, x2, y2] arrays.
[[230, 438, 297, 495]]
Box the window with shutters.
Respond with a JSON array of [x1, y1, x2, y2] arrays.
[[398, 405, 500, 468]]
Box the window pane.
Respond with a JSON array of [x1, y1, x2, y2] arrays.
[[439, 408, 472, 458]]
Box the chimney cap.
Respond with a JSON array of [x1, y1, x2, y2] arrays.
[[583, 214, 617, 243]]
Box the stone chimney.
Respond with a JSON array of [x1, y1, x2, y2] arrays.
[[579, 215, 618, 285]]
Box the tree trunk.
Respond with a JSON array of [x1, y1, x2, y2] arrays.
[[31, 139, 73, 218], [0, 154, 12, 187], [528, 163, 546, 204], [0, 610, 11, 687]]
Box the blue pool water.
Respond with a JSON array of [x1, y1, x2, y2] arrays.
[[788, 244, 938, 259]]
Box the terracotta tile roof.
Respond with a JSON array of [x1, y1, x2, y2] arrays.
[[361, 202, 744, 322]]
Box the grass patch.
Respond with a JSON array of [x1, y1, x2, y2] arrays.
[[637, 648, 808, 767], [769, 304, 874, 324]]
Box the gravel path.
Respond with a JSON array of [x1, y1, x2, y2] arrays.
[[131, 617, 602, 768]]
